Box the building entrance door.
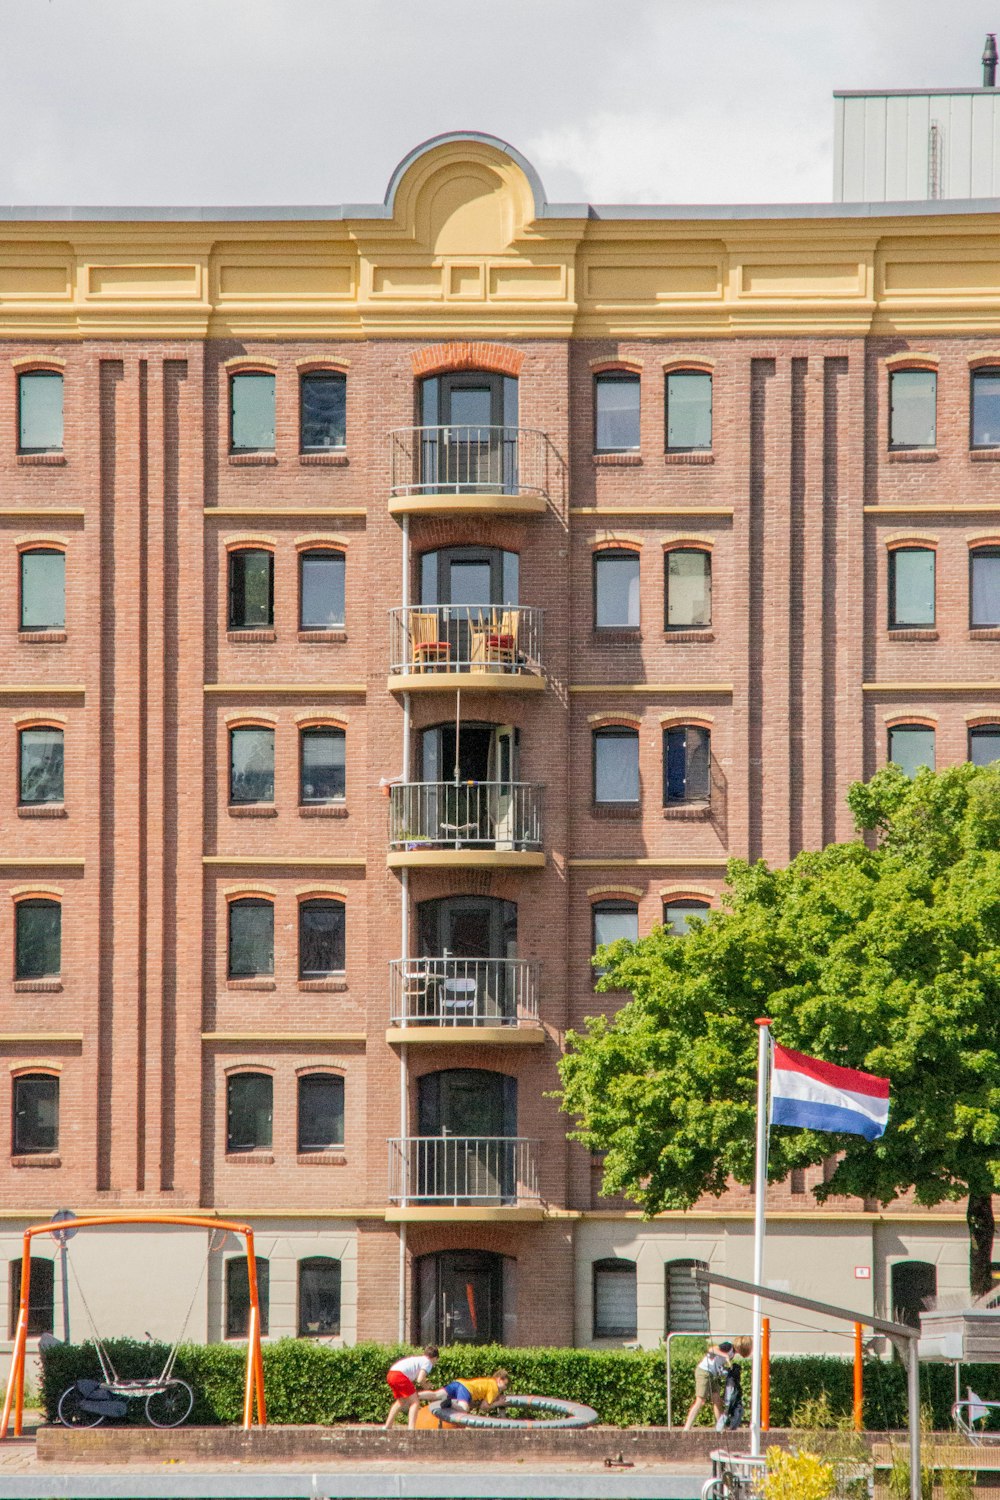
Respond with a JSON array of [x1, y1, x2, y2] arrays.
[[416, 1249, 505, 1346]]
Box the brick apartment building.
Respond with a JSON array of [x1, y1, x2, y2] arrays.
[[1, 126, 998, 1364]]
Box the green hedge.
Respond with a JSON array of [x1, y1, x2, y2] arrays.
[[38, 1338, 1000, 1429]]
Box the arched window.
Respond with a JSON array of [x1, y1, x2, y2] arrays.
[[298, 899, 345, 978], [300, 372, 346, 453], [663, 899, 710, 936], [227, 897, 273, 978], [228, 548, 274, 629], [889, 547, 935, 629], [298, 1256, 341, 1336], [888, 724, 935, 777], [593, 550, 640, 630], [297, 1073, 344, 1151], [12, 1074, 59, 1155], [594, 371, 640, 453], [229, 727, 274, 804], [970, 724, 1000, 766], [18, 371, 63, 454], [225, 1255, 269, 1338], [665, 370, 712, 451], [592, 1257, 637, 1339], [300, 727, 345, 804], [8, 1257, 54, 1338], [891, 1260, 937, 1328], [15, 899, 61, 980], [591, 900, 638, 979], [665, 549, 711, 629], [19, 727, 64, 805], [230, 372, 275, 453], [665, 1258, 710, 1333], [889, 368, 936, 450], [970, 546, 1000, 628], [663, 726, 711, 804], [20, 548, 65, 631], [226, 1073, 272, 1153]]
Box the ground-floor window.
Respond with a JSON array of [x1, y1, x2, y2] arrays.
[[225, 1255, 270, 1339], [665, 1258, 710, 1333], [298, 1256, 341, 1336], [8, 1257, 54, 1338], [592, 1257, 637, 1339], [890, 1259, 937, 1327]]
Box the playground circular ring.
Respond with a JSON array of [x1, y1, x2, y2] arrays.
[[428, 1394, 598, 1429]]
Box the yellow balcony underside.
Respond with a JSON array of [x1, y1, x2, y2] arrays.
[[388, 671, 545, 694], [385, 1025, 546, 1046], [385, 1205, 545, 1223], [387, 848, 546, 870], [388, 492, 548, 518]]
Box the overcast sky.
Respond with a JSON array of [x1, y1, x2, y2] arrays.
[[1, 0, 997, 207]]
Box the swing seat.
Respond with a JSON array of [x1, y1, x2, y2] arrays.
[[76, 1380, 127, 1419]]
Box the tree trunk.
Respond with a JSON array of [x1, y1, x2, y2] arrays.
[[968, 1192, 995, 1298]]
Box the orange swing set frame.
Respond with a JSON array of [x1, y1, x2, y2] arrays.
[[0, 1213, 267, 1439]]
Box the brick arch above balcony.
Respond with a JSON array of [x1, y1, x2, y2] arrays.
[[412, 342, 524, 378]]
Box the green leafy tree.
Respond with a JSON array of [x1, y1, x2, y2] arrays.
[[558, 763, 1000, 1296]]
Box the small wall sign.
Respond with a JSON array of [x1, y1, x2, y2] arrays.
[[854, 1266, 871, 1279]]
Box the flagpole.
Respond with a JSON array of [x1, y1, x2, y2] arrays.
[[750, 1018, 773, 1458]]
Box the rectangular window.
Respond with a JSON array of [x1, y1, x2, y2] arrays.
[[592, 901, 639, 954], [664, 726, 711, 803], [593, 728, 639, 804], [888, 725, 935, 777], [13, 1076, 59, 1155], [20, 550, 65, 631], [593, 1259, 638, 1339], [228, 899, 274, 978], [970, 726, 1000, 766], [972, 369, 1000, 448], [665, 549, 711, 628], [593, 551, 639, 629], [889, 548, 935, 628], [18, 372, 63, 453], [226, 1074, 272, 1152], [664, 900, 709, 935], [19, 728, 64, 805], [228, 549, 273, 629], [230, 372, 275, 453], [226, 1256, 269, 1338], [889, 369, 936, 449], [298, 1257, 341, 1336], [594, 373, 640, 452], [300, 550, 345, 629], [300, 727, 345, 803], [298, 1075, 345, 1151], [15, 901, 60, 980], [665, 371, 712, 450], [971, 549, 1000, 628], [229, 727, 274, 804], [301, 373, 346, 451], [8, 1259, 54, 1338], [299, 900, 345, 977]]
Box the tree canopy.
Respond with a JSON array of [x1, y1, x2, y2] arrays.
[[558, 763, 1000, 1293]]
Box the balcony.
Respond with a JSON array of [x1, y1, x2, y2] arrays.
[[388, 605, 544, 692], [386, 957, 544, 1045], [388, 426, 550, 517], [387, 780, 544, 869], [387, 1135, 541, 1220]]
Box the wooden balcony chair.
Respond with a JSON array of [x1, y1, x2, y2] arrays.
[[484, 608, 519, 670], [409, 611, 451, 672]]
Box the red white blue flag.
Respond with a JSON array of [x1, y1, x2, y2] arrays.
[[771, 1045, 890, 1141]]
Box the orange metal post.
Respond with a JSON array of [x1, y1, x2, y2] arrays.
[[243, 1305, 257, 1431], [245, 1231, 266, 1425], [1, 1233, 31, 1440], [761, 1317, 770, 1431], [853, 1322, 864, 1431]]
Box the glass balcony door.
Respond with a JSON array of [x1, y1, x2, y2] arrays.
[[420, 373, 518, 493], [417, 1069, 517, 1202], [417, 897, 517, 1022]]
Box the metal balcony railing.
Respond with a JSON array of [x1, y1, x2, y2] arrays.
[[387, 1135, 540, 1206], [388, 957, 540, 1028], [389, 425, 548, 499], [388, 604, 544, 678], [388, 780, 543, 852]]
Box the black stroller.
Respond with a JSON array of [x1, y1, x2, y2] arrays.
[[715, 1361, 744, 1431]]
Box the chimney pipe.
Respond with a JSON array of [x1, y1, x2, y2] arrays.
[[984, 33, 997, 87]]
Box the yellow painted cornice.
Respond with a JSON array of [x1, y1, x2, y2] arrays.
[[3, 137, 1000, 338]]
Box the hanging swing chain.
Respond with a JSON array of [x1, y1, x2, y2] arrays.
[[63, 1227, 228, 1390]]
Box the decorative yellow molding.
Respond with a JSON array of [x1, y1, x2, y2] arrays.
[[865, 505, 1000, 515], [387, 849, 545, 870], [587, 883, 644, 899], [206, 857, 365, 867], [389, 672, 544, 695], [0, 509, 84, 519], [571, 507, 734, 517], [202, 1032, 366, 1044], [385, 1205, 545, 1223], [0, 1034, 81, 1043], [206, 508, 368, 519], [864, 682, 1000, 692], [570, 683, 732, 694], [0, 857, 83, 867], [569, 857, 727, 867], [0, 686, 84, 696], [204, 684, 366, 695], [385, 1026, 545, 1047]]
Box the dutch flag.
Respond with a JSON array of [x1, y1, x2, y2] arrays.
[[771, 1045, 890, 1141]]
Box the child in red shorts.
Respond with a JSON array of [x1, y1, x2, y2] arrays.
[[384, 1346, 440, 1429]]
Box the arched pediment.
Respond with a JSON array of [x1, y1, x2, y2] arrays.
[[384, 133, 545, 253]]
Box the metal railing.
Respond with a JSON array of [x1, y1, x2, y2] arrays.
[[387, 1135, 539, 1206], [388, 604, 544, 678], [389, 425, 548, 498], [388, 780, 543, 851], [388, 957, 540, 1027]]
